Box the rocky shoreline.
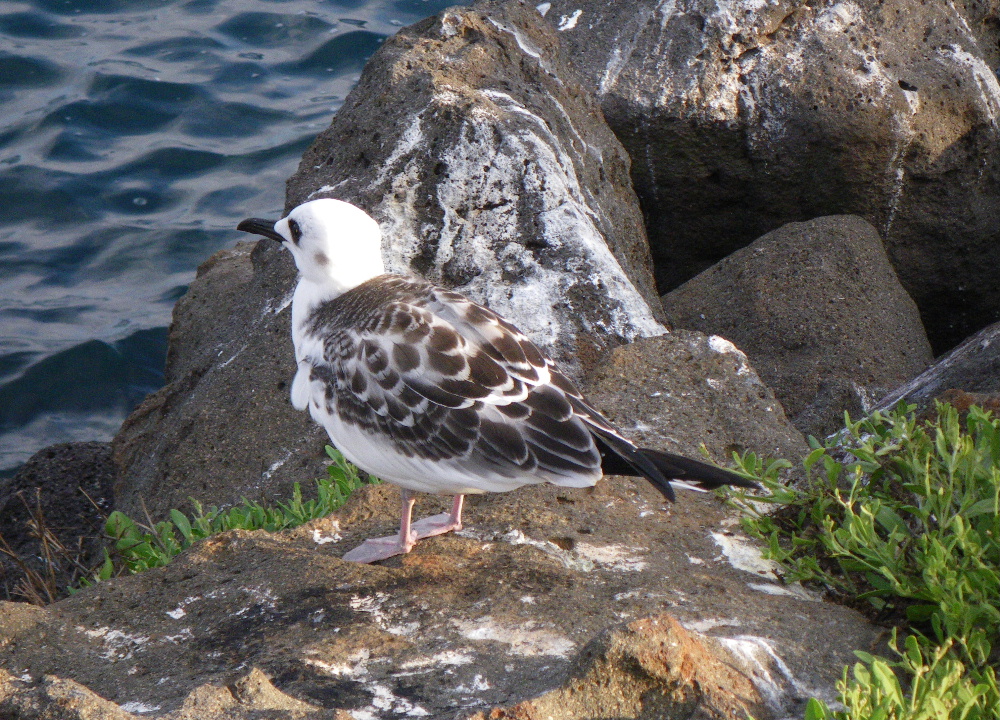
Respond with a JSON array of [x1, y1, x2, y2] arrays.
[[2, 1, 999, 717]]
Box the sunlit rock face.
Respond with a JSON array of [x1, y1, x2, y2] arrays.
[[286, 1, 668, 378], [539, 0, 1000, 353]]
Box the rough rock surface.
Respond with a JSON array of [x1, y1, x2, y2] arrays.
[[0, 442, 115, 602], [466, 615, 771, 719], [111, 241, 329, 520], [582, 332, 809, 463], [0, 475, 879, 719], [285, 0, 666, 375], [661, 216, 933, 438], [539, 0, 1000, 352], [0, 666, 350, 719], [876, 320, 1000, 414]]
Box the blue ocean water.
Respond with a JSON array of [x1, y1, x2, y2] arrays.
[[0, 0, 457, 475]]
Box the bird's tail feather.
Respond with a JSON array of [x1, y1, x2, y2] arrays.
[[641, 447, 757, 491], [594, 434, 757, 502], [592, 430, 677, 502]]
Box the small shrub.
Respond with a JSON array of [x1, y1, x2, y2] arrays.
[[728, 403, 1000, 719]]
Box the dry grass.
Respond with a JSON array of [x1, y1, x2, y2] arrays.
[[0, 489, 105, 605]]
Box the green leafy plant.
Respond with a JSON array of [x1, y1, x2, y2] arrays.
[[728, 403, 1000, 719], [802, 632, 999, 720], [80, 446, 374, 586]]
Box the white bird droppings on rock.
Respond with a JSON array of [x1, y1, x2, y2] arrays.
[[260, 450, 292, 482], [707, 335, 744, 357], [748, 582, 822, 602], [453, 617, 576, 658], [238, 585, 278, 612], [162, 628, 194, 644], [454, 674, 492, 693], [312, 520, 342, 545], [307, 181, 349, 199], [574, 542, 648, 571], [707, 335, 755, 377], [711, 532, 781, 580], [491, 528, 595, 572], [374, 80, 665, 374], [305, 650, 371, 678], [398, 651, 474, 671], [120, 701, 161, 714], [680, 617, 742, 633], [271, 290, 294, 316], [353, 683, 432, 719], [938, 44, 1000, 125], [80, 626, 151, 662], [349, 592, 391, 627], [716, 634, 822, 713], [385, 621, 421, 637], [487, 18, 543, 61], [557, 9, 582, 30]]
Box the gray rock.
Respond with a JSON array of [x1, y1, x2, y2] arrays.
[[0, 670, 136, 720], [661, 216, 933, 438], [0, 666, 348, 720], [111, 241, 330, 521], [875, 320, 1000, 413], [538, 0, 1000, 353], [791, 377, 883, 441], [0, 441, 114, 602], [286, 0, 666, 375], [466, 615, 772, 719], [581, 331, 809, 463], [0, 480, 875, 719]]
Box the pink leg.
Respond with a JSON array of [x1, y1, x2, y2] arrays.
[[341, 492, 465, 564], [342, 489, 417, 563], [410, 494, 464, 539]]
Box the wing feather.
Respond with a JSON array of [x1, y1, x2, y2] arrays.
[[300, 282, 604, 485]]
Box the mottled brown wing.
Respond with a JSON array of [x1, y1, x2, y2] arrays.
[[313, 296, 601, 481]]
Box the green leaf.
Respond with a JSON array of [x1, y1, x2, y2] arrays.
[[803, 697, 830, 720], [905, 604, 939, 623], [170, 509, 193, 542], [964, 498, 999, 518], [873, 505, 908, 536]]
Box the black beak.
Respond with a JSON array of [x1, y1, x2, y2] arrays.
[[237, 217, 286, 244]]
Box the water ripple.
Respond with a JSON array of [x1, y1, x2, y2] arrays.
[[0, 0, 463, 472]]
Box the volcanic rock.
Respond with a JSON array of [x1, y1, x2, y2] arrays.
[[661, 216, 933, 438], [875, 320, 1000, 414], [539, 0, 1000, 353], [582, 331, 809, 462], [285, 0, 666, 375], [111, 241, 329, 520], [0, 472, 878, 719]]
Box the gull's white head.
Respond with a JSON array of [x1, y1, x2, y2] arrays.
[[238, 198, 385, 294]]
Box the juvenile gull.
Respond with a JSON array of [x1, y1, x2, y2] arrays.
[[238, 198, 756, 563]]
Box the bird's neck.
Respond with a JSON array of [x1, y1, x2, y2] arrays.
[[296, 251, 385, 302], [291, 277, 342, 350]]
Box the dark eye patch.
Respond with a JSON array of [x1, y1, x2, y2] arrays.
[[288, 218, 302, 245]]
